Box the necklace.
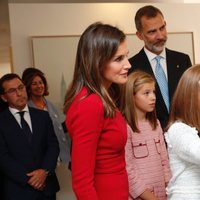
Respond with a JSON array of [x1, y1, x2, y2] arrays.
[[37, 103, 46, 110], [37, 102, 46, 110], [33, 99, 46, 110]]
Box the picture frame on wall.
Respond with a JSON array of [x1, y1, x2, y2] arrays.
[[30, 32, 195, 116]]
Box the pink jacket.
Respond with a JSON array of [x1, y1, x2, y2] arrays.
[[125, 121, 171, 200]]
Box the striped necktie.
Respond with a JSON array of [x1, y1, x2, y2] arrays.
[[155, 56, 169, 112]]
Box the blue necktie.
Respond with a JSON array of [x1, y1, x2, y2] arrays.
[[18, 111, 32, 143], [155, 56, 169, 112]]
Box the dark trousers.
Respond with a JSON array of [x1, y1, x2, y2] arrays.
[[0, 172, 4, 199], [37, 193, 56, 200]]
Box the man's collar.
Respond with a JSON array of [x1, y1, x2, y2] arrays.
[[9, 105, 29, 115], [144, 47, 166, 61]]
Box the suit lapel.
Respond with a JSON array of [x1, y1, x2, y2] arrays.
[[29, 108, 39, 144], [29, 108, 44, 153], [4, 109, 32, 148], [138, 49, 155, 76], [166, 48, 179, 101]]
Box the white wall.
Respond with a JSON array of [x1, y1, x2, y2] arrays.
[[8, 3, 200, 200], [9, 3, 200, 76]]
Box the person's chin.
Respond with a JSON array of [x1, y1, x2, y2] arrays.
[[149, 108, 155, 112], [119, 77, 128, 84], [17, 103, 27, 110], [154, 46, 164, 53], [35, 92, 44, 96]]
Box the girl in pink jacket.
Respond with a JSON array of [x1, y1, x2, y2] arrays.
[[122, 71, 171, 200]]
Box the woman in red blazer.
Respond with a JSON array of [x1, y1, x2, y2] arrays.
[[64, 22, 131, 200]]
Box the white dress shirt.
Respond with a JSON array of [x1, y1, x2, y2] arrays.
[[9, 105, 33, 132]]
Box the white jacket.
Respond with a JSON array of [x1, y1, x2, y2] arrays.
[[165, 122, 200, 200]]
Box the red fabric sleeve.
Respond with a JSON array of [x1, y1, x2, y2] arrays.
[[66, 94, 104, 200]]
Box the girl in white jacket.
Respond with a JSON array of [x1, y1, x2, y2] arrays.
[[165, 64, 200, 200]]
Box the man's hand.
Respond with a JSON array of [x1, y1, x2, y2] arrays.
[[27, 169, 48, 190]]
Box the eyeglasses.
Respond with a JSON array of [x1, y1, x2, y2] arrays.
[[4, 84, 25, 95]]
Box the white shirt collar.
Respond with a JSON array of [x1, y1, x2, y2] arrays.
[[144, 47, 166, 61], [9, 105, 29, 116]]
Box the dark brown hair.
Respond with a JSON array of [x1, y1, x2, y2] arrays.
[[22, 67, 49, 98], [135, 5, 164, 31], [0, 73, 22, 94], [63, 22, 126, 118]]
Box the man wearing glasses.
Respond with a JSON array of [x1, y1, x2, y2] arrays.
[[0, 73, 60, 200]]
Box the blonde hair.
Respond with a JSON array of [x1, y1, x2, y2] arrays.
[[167, 64, 200, 132], [122, 70, 157, 132]]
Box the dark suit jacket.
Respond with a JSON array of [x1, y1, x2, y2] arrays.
[[0, 100, 7, 200], [0, 107, 60, 200], [0, 171, 4, 199], [129, 48, 192, 129]]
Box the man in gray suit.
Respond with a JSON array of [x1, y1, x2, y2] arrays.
[[129, 5, 192, 129]]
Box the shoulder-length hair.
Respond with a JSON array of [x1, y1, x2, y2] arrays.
[[167, 64, 200, 132], [22, 67, 49, 98], [122, 70, 157, 133], [63, 22, 126, 118]]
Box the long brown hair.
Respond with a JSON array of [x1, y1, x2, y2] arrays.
[[167, 64, 200, 132], [63, 22, 126, 118], [122, 70, 157, 133]]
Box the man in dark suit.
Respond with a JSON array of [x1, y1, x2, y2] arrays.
[[129, 5, 192, 129], [0, 73, 60, 200], [0, 97, 7, 200], [0, 172, 3, 199]]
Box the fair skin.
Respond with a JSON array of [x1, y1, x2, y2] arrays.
[[102, 40, 131, 89], [29, 75, 46, 110], [134, 82, 156, 122], [134, 82, 158, 200], [1, 78, 47, 190], [140, 190, 159, 200], [1, 78, 28, 111], [136, 13, 167, 55], [30, 76, 45, 97]]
